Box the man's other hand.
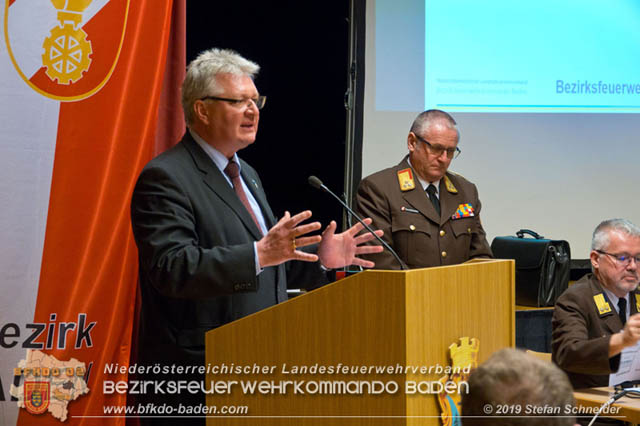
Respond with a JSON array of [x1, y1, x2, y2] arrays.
[[317, 218, 384, 269]]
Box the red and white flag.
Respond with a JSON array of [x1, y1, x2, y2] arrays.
[[0, 0, 185, 424]]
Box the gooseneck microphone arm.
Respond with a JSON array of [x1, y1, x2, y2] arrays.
[[308, 176, 407, 270], [587, 389, 634, 426]]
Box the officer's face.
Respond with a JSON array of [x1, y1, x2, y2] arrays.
[[591, 231, 640, 298], [407, 123, 458, 183]]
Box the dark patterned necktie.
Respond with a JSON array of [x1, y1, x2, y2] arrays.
[[224, 160, 262, 233], [618, 298, 627, 326], [426, 184, 441, 216]]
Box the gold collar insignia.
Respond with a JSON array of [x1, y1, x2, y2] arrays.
[[397, 168, 415, 192]]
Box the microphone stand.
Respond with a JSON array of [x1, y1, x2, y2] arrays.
[[308, 176, 407, 270]]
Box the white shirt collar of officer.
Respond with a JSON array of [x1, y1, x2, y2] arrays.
[[602, 287, 630, 317], [407, 158, 440, 198]]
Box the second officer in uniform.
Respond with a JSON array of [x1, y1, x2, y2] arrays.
[[356, 109, 492, 269]]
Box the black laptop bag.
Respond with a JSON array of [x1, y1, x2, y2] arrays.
[[491, 229, 571, 307]]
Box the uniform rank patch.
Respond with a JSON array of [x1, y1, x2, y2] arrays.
[[444, 175, 458, 193], [397, 168, 415, 191], [593, 293, 612, 315]]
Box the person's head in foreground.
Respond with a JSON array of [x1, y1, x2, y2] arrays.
[[462, 348, 576, 426]]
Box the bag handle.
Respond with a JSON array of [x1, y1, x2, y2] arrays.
[[516, 229, 544, 239]]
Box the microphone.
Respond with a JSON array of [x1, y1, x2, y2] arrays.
[[587, 389, 636, 426], [308, 176, 407, 270]]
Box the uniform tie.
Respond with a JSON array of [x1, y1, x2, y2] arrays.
[[618, 298, 627, 326], [426, 184, 441, 216], [224, 160, 262, 233]]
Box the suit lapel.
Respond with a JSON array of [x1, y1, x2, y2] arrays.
[[403, 187, 440, 224], [182, 135, 263, 240], [238, 161, 281, 297], [396, 158, 440, 224], [589, 275, 624, 333], [601, 300, 623, 334], [240, 162, 276, 228]]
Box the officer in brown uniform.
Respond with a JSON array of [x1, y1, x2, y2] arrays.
[[553, 219, 640, 390], [356, 109, 492, 269]]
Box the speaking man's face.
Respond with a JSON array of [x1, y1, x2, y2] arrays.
[[201, 73, 260, 153]]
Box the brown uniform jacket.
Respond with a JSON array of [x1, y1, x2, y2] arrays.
[[355, 156, 492, 269], [552, 273, 640, 389]]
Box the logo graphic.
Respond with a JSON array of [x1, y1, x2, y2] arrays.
[[42, 0, 94, 84], [24, 381, 51, 415], [10, 350, 90, 422], [437, 337, 480, 426], [4, 0, 130, 100]]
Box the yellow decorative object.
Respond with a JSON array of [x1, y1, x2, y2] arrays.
[[444, 175, 458, 193], [397, 168, 416, 191], [42, 0, 94, 85], [50, 0, 93, 13], [437, 337, 480, 426], [593, 293, 612, 315], [449, 336, 480, 371], [42, 24, 92, 84]]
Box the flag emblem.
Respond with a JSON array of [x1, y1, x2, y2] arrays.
[[24, 381, 50, 415], [5, 0, 130, 100]]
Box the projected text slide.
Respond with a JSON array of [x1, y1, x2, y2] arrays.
[[424, 0, 640, 113]]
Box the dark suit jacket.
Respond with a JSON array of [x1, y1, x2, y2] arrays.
[[552, 273, 640, 389], [131, 133, 325, 367], [355, 156, 492, 269]]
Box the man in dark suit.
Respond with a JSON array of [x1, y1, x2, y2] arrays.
[[356, 109, 492, 269], [553, 219, 640, 390], [130, 48, 382, 423]]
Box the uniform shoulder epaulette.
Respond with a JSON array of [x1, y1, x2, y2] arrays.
[[397, 168, 415, 191]]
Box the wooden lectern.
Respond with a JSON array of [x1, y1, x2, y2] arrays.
[[205, 259, 515, 425]]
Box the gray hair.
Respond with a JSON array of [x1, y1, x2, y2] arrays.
[[181, 48, 260, 126], [591, 218, 640, 251], [461, 348, 575, 426], [410, 109, 460, 140]]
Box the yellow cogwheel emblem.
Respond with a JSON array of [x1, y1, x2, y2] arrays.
[[42, 24, 92, 85]]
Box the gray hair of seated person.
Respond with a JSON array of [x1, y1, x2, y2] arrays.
[[461, 348, 575, 426], [182, 48, 260, 126], [591, 218, 640, 251]]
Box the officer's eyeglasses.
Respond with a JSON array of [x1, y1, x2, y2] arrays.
[[413, 133, 461, 159], [596, 250, 640, 267]]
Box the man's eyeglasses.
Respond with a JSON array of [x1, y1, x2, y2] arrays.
[[200, 95, 267, 110], [596, 250, 640, 266], [413, 133, 461, 159]]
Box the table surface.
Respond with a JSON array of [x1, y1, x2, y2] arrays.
[[515, 305, 554, 311], [574, 387, 640, 423]]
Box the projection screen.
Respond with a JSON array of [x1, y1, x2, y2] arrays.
[[361, 0, 640, 258]]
